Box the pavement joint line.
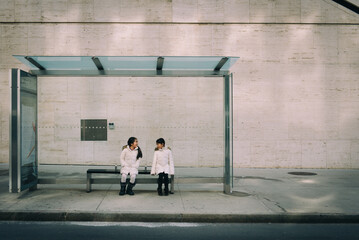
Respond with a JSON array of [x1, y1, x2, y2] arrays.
[[96, 183, 112, 211], [177, 183, 186, 212], [244, 190, 275, 214], [262, 197, 287, 213]]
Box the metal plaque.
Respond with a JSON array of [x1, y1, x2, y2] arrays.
[[81, 119, 107, 141]]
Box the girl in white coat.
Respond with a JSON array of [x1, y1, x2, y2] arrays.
[[119, 137, 142, 196], [151, 138, 174, 196]]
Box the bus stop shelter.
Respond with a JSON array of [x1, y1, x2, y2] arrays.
[[9, 55, 239, 194]]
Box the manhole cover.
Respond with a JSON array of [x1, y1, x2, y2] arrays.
[[288, 172, 317, 176], [229, 191, 250, 197]]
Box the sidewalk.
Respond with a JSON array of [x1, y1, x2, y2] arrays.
[[0, 164, 358, 223]]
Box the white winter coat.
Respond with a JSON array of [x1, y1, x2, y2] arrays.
[[151, 147, 174, 175], [120, 146, 141, 175]]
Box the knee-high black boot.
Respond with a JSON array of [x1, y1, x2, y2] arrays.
[[126, 182, 136, 195], [119, 181, 126, 196], [157, 175, 163, 196], [164, 174, 169, 196]]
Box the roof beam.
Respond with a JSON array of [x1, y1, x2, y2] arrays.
[[156, 56, 164, 75], [24, 56, 45, 70], [92, 56, 104, 71], [214, 57, 229, 71], [30, 69, 229, 77], [332, 0, 359, 14]]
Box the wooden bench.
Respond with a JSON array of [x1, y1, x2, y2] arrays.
[[86, 168, 175, 194]]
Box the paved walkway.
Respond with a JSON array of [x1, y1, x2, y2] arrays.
[[0, 164, 358, 222]]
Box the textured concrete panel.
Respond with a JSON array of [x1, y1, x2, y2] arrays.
[[0, 0, 357, 23], [0, 0, 14, 22], [250, 141, 277, 168], [301, 141, 327, 168], [326, 140, 351, 168], [224, 0, 250, 22], [350, 141, 359, 168], [172, 0, 198, 22]]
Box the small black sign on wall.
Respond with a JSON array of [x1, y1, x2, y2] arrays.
[[81, 119, 107, 141]]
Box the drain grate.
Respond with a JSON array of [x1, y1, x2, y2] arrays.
[[288, 172, 317, 176]]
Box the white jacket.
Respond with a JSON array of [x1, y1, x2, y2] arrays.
[[120, 146, 141, 175], [151, 147, 174, 175]]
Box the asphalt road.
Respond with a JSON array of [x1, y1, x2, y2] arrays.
[[1, 221, 358, 240]]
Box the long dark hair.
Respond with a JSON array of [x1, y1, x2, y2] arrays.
[[127, 137, 142, 160], [156, 138, 165, 146]]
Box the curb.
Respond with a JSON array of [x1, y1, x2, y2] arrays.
[[1, 211, 359, 223]]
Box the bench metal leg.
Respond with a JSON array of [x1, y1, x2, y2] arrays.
[[86, 173, 91, 193], [170, 175, 174, 194]]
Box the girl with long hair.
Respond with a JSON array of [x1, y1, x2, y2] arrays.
[[119, 137, 143, 196]]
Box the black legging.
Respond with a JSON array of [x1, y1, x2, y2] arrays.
[[158, 172, 169, 185]]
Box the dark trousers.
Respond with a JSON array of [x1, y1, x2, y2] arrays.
[[158, 172, 169, 190]]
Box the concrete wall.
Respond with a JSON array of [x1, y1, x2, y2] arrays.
[[0, 0, 358, 168], [37, 76, 224, 168]]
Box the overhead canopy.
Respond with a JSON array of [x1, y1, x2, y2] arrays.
[[13, 55, 239, 77]]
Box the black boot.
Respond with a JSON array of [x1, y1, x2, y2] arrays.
[[126, 182, 135, 195], [157, 177, 163, 196], [164, 175, 169, 196], [119, 182, 126, 196]]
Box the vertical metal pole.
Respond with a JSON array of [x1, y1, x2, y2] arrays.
[[9, 69, 16, 192], [34, 73, 39, 190], [224, 74, 233, 194], [230, 73, 234, 189], [9, 69, 19, 193], [9, 69, 12, 192], [16, 69, 21, 192]]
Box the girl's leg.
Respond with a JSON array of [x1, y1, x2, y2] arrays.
[[121, 174, 127, 183], [164, 173, 169, 196], [158, 172, 164, 181], [157, 173, 164, 196], [130, 174, 136, 184], [126, 174, 137, 195], [119, 174, 127, 196]]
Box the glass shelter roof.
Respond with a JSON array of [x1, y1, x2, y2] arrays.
[[13, 55, 239, 77]]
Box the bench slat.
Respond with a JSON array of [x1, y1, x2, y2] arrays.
[[38, 178, 86, 184], [87, 169, 151, 174], [91, 178, 169, 184]]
